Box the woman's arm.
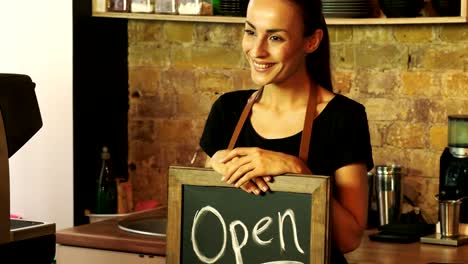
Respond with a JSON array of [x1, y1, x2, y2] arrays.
[[332, 163, 368, 253], [218, 147, 311, 186]]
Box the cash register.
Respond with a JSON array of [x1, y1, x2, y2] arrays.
[[0, 74, 55, 263]]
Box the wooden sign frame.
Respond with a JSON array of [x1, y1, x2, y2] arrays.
[[166, 166, 331, 264]]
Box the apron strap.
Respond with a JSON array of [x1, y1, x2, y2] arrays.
[[228, 87, 264, 150], [228, 87, 316, 163], [299, 85, 317, 162]]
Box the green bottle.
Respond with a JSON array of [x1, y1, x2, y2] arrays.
[[95, 146, 117, 214], [213, 0, 220, 15]]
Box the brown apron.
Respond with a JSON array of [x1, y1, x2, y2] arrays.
[[227, 86, 317, 163]]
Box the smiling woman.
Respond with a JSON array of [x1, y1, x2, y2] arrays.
[[241, 0, 314, 87], [199, 0, 374, 263]]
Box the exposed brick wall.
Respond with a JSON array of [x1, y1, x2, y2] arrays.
[[128, 21, 468, 223]]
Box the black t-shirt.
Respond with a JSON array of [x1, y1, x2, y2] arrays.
[[200, 89, 374, 177], [199, 89, 374, 263]]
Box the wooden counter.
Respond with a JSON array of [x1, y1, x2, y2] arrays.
[[56, 208, 166, 256], [57, 208, 468, 263], [346, 230, 468, 264]]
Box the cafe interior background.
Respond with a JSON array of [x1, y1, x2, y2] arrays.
[[1, 0, 467, 231]]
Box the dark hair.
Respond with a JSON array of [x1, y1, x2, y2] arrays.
[[289, 0, 333, 92]]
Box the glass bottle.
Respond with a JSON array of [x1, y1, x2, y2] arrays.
[[212, 0, 220, 15], [95, 146, 117, 214]]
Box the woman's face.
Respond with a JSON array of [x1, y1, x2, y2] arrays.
[[242, 0, 310, 87]]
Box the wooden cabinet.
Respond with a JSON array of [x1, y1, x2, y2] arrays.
[[56, 245, 165, 264], [55, 209, 167, 264], [92, 0, 467, 25]]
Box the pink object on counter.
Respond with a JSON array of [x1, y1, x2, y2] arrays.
[[10, 214, 22, 219], [134, 200, 160, 212]]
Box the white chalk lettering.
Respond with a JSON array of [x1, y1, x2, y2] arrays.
[[190, 206, 305, 263], [278, 209, 304, 254], [191, 206, 227, 263], [229, 220, 248, 264], [252, 216, 273, 246]]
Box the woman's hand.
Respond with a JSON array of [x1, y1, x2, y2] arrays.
[[210, 150, 270, 195], [219, 147, 311, 189]]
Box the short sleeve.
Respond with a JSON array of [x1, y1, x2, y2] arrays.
[[332, 104, 374, 172]]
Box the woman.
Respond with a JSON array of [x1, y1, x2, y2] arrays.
[[199, 0, 373, 262]]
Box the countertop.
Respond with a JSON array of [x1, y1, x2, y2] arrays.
[[56, 207, 167, 256], [57, 208, 468, 262], [346, 230, 468, 264]]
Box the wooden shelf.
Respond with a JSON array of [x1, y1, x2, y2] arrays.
[[326, 16, 468, 24], [92, 0, 467, 25], [93, 12, 246, 23], [93, 11, 467, 25]]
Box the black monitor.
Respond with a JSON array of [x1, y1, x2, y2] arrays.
[[0, 73, 42, 245]]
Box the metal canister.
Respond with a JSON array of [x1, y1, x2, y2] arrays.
[[375, 165, 403, 226]]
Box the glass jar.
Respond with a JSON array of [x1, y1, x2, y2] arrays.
[[178, 0, 213, 15], [131, 0, 155, 13], [95, 0, 107, 12], [155, 0, 177, 14]]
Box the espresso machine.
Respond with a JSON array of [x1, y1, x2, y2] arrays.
[[421, 115, 468, 246]]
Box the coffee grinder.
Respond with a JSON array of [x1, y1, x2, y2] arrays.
[[421, 115, 468, 246], [440, 115, 468, 222]]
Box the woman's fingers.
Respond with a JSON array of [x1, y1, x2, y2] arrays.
[[239, 181, 252, 193], [220, 156, 238, 181], [253, 177, 270, 193], [240, 181, 261, 195], [220, 147, 256, 163], [218, 149, 239, 163], [239, 179, 266, 196], [223, 156, 251, 182], [226, 160, 252, 184], [231, 167, 263, 188]]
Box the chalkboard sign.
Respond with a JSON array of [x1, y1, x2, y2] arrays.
[[166, 166, 331, 264]]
